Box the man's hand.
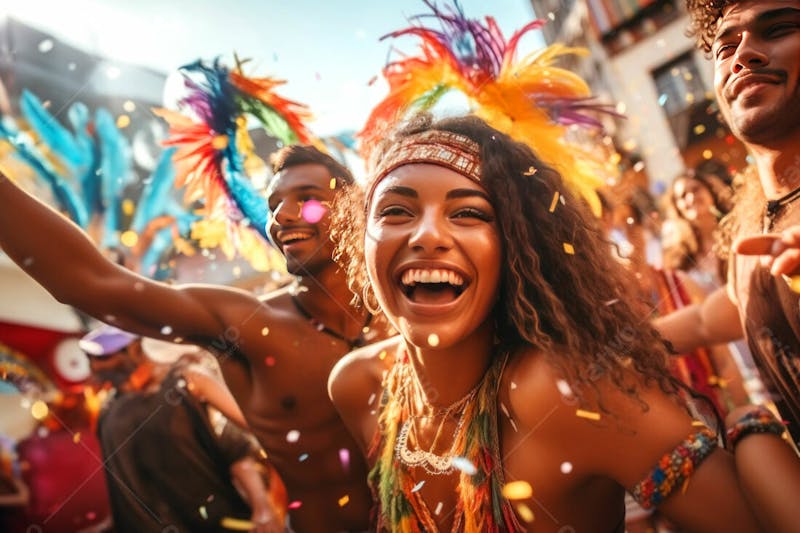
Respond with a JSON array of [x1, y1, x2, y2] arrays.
[[735, 227, 800, 292]]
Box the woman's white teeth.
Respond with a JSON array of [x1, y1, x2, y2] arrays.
[[401, 268, 464, 286]]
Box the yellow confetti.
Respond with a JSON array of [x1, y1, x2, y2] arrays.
[[693, 124, 706, 135], [338, 494, 350, 507], [516, 502, 535, 523], [121, 198, 136, 216], [502, 480, 533, 500], [199, 505, 208, 520], [31, 400, 49, 420], [563, 243, 575, 255], [378, 350, 387, 360], [220, 517, 254, 531], [120, 230, 138, 248], [329, 178, 337, 189], [73, 432, 81, 444], [576, 409, 601, 421], [116, 114, 130, 128], [261, 327, 270, 336], [691, 420, 706, 427], [702, 149, 713, 159], [212, 134, 229, 150], [259, 448, 268, 459], [549, 192, 559, 213], [681, 478, 690, 494], [523, 166, 538, 176]]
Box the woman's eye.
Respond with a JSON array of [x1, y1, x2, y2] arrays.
[[452, 207, 493, 222], [377, 206, 412, 218], [715, 44, 736, 59]]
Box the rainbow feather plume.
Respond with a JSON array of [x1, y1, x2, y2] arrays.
[[155, 56, 320, 270], [362, 0, 620, 215]]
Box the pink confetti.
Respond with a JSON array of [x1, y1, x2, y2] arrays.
[[288, 501, 302, 509], [301, 200, 327, 223], [264, 356, 276, 367], [339, 448, 350, 471]]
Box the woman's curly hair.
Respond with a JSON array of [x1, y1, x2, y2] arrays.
[[685, 0, 738, 52], [332, 113, 687, 413]]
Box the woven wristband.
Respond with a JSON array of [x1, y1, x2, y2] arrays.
[[726, 406, 786, 449]]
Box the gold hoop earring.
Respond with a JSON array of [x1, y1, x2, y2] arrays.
[[362, 282, 381, 315]]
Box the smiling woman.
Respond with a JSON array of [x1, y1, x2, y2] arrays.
[[327, 112, 767, 532]]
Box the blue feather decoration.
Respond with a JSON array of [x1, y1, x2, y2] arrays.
[[130, 147, 177, 234]]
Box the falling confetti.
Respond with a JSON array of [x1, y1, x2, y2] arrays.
[[691, 420, 706, 427], [563, 243, 575, 255], [556, 380, 574, 398], [38, 39, 54, 53], [199, 505, 208, 520], [560, 462, 573, 474], [31, 400, 48, 421], [411, 480, 426, 493], [549, 192, 560, 213], [73, 432, 81, 444], [116, 114, 130, 128], [368, 393, 376, 405], [220, 517, 254, 531], [427, 333, 440, 347], [516, 502, 535, 523], [378, 350, 387, 360], [261, 327, 270, 336], [286, 430, 300, 443], [452, 457, 477, 475], [603, 299, 619, 306], [211, 134, 229, 150], [510, 381, 517, 390], [298, 453, 309, 462], [502, 480, 533, 500], [339, 448, 350, 471], [301, 199, 327, 223], [329, 178, 337, 190], [338, 494, 350, 507], [288, 501, 302, 510], [265, 356, 276, 367], [120, 230, 138, 247], [161, 325, 173, 335], [576, 409, 601, 421], [523, 166, 538, 176], [434, 502, 444, 515]]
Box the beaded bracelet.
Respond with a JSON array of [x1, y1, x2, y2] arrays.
[[726, 406, 786, 449], [631, 427, 717, 509]]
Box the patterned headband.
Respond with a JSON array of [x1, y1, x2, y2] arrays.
[[366, 130, 482, 210]]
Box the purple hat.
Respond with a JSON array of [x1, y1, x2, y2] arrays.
[[79, 325, 139, 357]]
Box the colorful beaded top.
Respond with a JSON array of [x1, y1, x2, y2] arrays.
[[367, 351, 524, 532]]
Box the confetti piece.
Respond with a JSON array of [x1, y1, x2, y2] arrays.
[[265, 356, 276, 367], [509, 417, 519, 432], [86, 511, 96, 520], [556, 380, 574, 398], [427, 333, 440, 347], [516, 502, 535, 523], [338, 495, 350, 507], [563, 243, 575, 255], [452, 457, 477, 475], [120, 230, 138, 247], [161, 325, 173, 335], [121, 199, 136, 216], [73, 432, 81, 443], [691, 420, 706, 427], [560, 461, 573, 474], [781, 274, 800, 294], [259, 449, 268, 459], [559, 194, 566, 205], [220, 517, 254, 531], [549, 192, 560, 213], [288, 501, 302, 510], [329, 178, 337, 189], [510, 381, 517, 390], [39, 39, 54, 53], [339, 448, 350, 470], [523, 166, 538, 176], [301, 199, 327, 223], [411, 480, 425, 493], [681, 478, 690, 494], [298, 453, 309, 462], [286, 430, 300, 443], [368, 393, 376, 405], [31, 400, 48, 420], [116, 114, 130, 128], [261, 327, 270, 336], [576, 409, 601, 421], [378, 350, 387, 360], [199, 505, 208, 520], [604, 299, 619, 306], [434, 502, 444, 515], [500, 403, 511, 418], [502, 480, 533, 500]]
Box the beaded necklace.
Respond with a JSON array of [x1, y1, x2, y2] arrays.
[[368, 350, 524, 532]]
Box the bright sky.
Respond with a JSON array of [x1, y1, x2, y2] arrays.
[[4, 0, 542, 136]]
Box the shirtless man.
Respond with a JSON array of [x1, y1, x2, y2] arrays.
[[656, 2, 800, 529], [0, 145, 388, 532]]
